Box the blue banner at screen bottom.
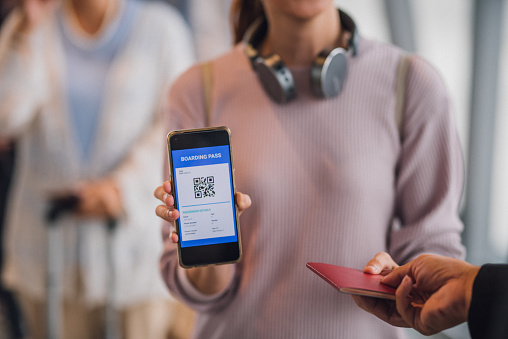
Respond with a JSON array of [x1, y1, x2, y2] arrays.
[[180, 235, 238, 248]]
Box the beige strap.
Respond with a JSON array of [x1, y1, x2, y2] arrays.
[[395, 53, 411, 138], [201, 61, 213, 127]]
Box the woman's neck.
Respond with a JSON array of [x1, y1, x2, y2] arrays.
[[65, 0, 118, 36], [261, 5, 342, 67]]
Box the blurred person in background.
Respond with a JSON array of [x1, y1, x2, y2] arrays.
[[153, 0, 466, 338], [0, 0, 16, 22], [0, 0, 194, 338], [0, 2, 27, 339]]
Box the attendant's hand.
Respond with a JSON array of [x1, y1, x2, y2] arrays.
[[383, 254, 478, 335], [353, 254, 480, 336]]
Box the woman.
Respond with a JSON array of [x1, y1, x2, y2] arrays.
[[0, 0, 194, 338], [155, 0, 465, 337]]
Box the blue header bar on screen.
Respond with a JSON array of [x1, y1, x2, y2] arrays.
[[172, 145, 230, 168]]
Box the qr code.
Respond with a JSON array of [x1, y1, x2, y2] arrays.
[[194, 176, 215, 198]]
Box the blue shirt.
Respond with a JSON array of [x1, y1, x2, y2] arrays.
[[57, 0, 138, 161]]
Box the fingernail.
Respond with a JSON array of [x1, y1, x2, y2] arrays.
[[165, 209, 172, 218], [163, 193, 170, 204]]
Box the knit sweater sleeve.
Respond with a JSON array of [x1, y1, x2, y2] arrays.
[[388, 55, 466, 263], [0, 9, 49, 137], [109, 2, 195, 231], [159, 64, 241, 312]]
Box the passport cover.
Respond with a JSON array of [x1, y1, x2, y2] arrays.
[[307, 262, 396, 300]]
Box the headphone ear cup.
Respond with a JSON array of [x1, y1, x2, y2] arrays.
[[310, 47, 348, 98], [253, 54, 296, 104]]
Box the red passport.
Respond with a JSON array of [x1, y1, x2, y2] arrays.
[[306, 262, 396, 300]]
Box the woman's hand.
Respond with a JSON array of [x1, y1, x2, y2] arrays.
[[154, 180, 251, 243], [75, 180, 124, 219], [154, 181, 180, 243], [351, 252, 406, 327], [363, 251, 399, 275], [18, 0, 57, 34], [154, 181, 251, 295]]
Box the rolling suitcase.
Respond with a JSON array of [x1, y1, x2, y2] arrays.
[[45, 196, 119, 339]]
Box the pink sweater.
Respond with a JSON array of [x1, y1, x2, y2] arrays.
[[161, 37, 465, 338]]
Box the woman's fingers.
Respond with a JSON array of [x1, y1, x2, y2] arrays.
[[154, 183, 176, 207], [364, 252, 399, 275], [155, 182, 179, 243], [154, 182, 173, 202], [155, 183, 178, 222], [351, 295, 407, 328], [235, 192, 251, 214], [170, 231, 179, 243], [162, 181, 172, 194], [156, 183, 249, 242], [155, 204, 179, 222]]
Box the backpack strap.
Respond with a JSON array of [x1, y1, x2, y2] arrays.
[[200, 61, 213, 127], [202, 55, 410, 132], [395, 53, 411, 139]]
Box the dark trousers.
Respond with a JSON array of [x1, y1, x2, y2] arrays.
[[0, 144, 26, 338]]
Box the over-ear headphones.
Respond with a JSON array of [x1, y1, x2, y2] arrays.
[[244, 9, 358, 104]]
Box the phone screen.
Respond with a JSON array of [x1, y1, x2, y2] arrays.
[[167, 127, 241, 267]]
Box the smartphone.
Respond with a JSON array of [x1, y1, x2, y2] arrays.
[[167, 127, 241, 268]]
